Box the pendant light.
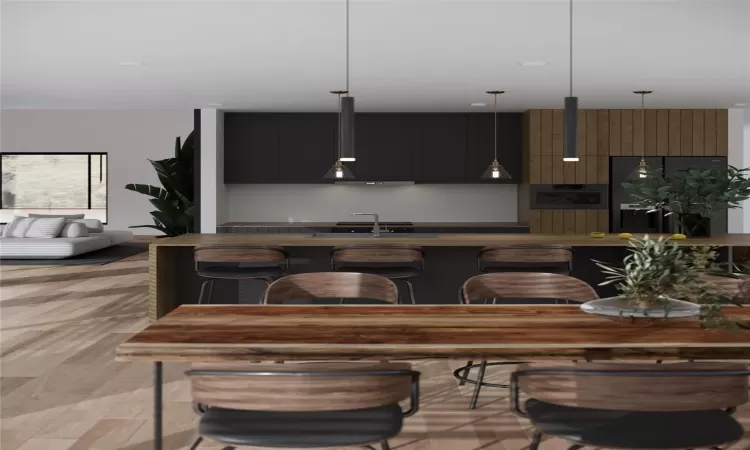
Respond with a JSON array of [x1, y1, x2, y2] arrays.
[[481, 91, 512, 180], [563, 0, 579, 162], [630, 90, 653, 180], [338, 0, 355, 162], [324, 90, 355, 180]]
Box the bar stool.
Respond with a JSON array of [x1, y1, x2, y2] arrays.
[[478, 245, 573, 275], [264, 272, 398, 305], [186, 361, 420, 450], [194, 245, 289, 305], [331, 244, 424, 304], [456, 272, 599, 409]]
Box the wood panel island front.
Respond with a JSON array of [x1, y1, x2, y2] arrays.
[[147, 233, 750, 320]]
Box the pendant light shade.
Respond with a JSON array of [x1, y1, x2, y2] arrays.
[[628, 90, 653, 180], [339, 96, 355, 161], [562, 0, 579, 162], [324, 90, 355, 181], [481, 91, 512, 181]]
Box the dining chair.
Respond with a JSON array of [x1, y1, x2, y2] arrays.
[[457, 272, 599, 409], [511, 361, 749, 450], [194, 245, 289, 304], [263, 272, 399, 305], [186, 361, 420, 450], [331, 244, 424, 304], [477, 245, 573, 274]]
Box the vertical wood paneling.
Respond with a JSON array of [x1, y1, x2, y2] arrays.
[[575, 156, 587, 184], [597, 210, 610, 233], [540, 156, 553, 184], [529, 155, 541, 184], [598, 110, 609, 156], [668, 110, 681, 156], [704, 109, 717, 156], [529, 110, 541, 155], [644, 110, 657, 156], [552, 157, 564, 184], [563, 210, 576, 235], [586, 157, 598, 184], [598, 156, 609, 184], [541, 211, 554, 234], [577, 110, 587, 158], [621, 110, 633, 156], [656, 109, 669, 156], [586, 110, 598, 155], [609, 110, 621, 156], [563, 158, 576, 184], [552, 110, 563, 156], [692, 110, 704, 156], [552, 211, 564, 234], [586, 210, 599, 233], [681, 110, 693, 156], [575, 211, 587, 234], [541, 110, 554, 155], [717, 109, 728, 156], [530, 210, 542, 234]]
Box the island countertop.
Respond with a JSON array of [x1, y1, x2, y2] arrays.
[[152, 233, 750, 247], [218, 221, 529, 228]]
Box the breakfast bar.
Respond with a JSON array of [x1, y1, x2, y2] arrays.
[[147, 233, 750, 320]]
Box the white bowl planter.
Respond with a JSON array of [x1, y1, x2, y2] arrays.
[[580, 296, 700, 319]]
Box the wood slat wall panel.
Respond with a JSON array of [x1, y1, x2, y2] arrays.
[[529, 110, 541, 155], [622, 110, 634, 156], [575, 210, 587, 234], [598, 110, 610, 156], [598, 155, 609, 184], [693, 110, 704, 156], [717, 110, 728, 157], [552, 210, 565, 234], [704, 109, 717, 156], [575, 156, 587, 184], [578, 111, 587, 158], [553, 157, 564, 184], [541, 110, 554, 155], [586, 210, 600, 233], [609, 110, 621, 156], [657, 109, 669, 156], [529, 155, 541, 184], [564, 158, 576, 184], [668, 110, 681, 156], [586, 110, 598, 155], [586, 157, 598, 184], [552, 110, 563, 156], [541, 211, 554, 233], [681, 110, 693, 156], [530, 210, 542, 234], [563, 210, 576, 235], [644, 110, 657, 156], [598, 210, 610, 233], [541, 155, 553, 184]]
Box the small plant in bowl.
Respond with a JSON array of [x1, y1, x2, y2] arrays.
[[593, 236, 741, 328]]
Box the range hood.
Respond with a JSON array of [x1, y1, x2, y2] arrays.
[[334, 181, 416, 186]]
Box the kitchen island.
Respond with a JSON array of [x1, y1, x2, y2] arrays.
[[147, 233, 750, 320]]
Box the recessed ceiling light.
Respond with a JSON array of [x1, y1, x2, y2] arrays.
[[520, 61, 547, 67], [470, 102, 487, 107], [736, 103, 748, 107], [207, 103, 223, 107], [118, 61, 143, 66]]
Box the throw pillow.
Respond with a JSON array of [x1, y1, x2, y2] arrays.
[[72, 219, 104, 233], [2, 216, 27, 237], [29, 213, 86, 220], [59, 222, 89, 238], [25, 217, 66, 238]]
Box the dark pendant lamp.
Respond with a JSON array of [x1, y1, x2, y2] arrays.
[[481, 91, 512, 180], [563, 0, 579, 162], [324, 90, 355, 180], [338, 0, 355, 162], [629, 90, 653, 180]]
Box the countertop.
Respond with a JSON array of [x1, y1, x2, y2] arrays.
[[152, 233, 750, 247], [218, 222, 529, 228]]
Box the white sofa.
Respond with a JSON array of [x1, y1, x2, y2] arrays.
[[0, 221, 134, 259]]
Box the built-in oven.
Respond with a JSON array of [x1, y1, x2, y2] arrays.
[[530, 184, 608, 210], [618, 203, 665, 234]]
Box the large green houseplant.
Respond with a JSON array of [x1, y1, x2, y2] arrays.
[[125, 131, 195, 236], [623, 166, 750, 236]]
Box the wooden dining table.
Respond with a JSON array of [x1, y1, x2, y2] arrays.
[[117, 304, 750, 450]]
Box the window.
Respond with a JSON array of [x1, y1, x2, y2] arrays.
[[1, 153, 108, 223]]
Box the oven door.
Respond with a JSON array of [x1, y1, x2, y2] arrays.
[[530, 184, 608, 210]]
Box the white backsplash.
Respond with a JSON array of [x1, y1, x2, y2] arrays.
[[226, 184, 518, 223]]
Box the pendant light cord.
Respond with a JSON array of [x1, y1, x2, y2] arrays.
[[337, 92, 342, 159], [346, 0, 350, 94], [641, 92, 645, 159], [569, 0, 573, 97], [493, 93, 498, 160]]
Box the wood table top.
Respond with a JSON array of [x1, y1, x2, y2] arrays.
[[117, 305, 750, 362], [151, 233, 750, 247]]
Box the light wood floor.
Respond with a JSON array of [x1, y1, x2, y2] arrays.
[[1, 253, 749, 450]]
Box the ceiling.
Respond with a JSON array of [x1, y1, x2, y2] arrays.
[[2, 0, 749, 111]]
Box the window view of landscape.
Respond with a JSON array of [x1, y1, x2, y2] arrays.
[[1, 153, 108, 223]]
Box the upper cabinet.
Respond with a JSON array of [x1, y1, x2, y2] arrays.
[[223, 112, 523, 184]]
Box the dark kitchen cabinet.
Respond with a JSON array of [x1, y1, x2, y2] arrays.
[[466, 113, 522, 183], [276, 114, 337, 183], [351, 114, 417, 181], [224, 113, 280, 183], [414, 114, 468, 182]]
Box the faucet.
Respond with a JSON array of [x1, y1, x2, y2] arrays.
[[351, 212, 381, 237]]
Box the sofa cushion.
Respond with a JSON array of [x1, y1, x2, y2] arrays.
[[29, 213, 86, 220], [71, 219, 104, 233], [59, 222, 89, 238], [2, 216, 26, 237], [24, 217, 66, 238]]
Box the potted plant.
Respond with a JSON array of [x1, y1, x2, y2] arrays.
[[593, 236, 742, 328], [125, 131, 195, 236], [623, 166, 750, 237]]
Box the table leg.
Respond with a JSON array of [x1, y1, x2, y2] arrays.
[[154, 361, 163, 450]]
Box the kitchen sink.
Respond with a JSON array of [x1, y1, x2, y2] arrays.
[[312, 232, 438, 238]]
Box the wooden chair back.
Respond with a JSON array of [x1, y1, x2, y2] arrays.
[[462, 272, 598, 304], [332, 244, 423, 264], [516, 362, 749, 412], [188, 361, 413, 412], [263, 272, 399, 304], [194, 245, 287, 264], [479, 245, 573, 264]]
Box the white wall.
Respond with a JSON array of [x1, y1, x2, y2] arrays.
[[199, 109, 227, 233], [728, 108, 748, 233], [0, 110, 193, 234], [226, 184, 518, 223]]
